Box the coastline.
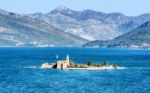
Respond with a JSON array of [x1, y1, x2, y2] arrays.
[[0, 46, 149, 50], [67, 66, 126, 70], [25, 66, 126, 70]]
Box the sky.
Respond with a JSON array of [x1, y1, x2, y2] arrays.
[[0, 0, 150, 16]]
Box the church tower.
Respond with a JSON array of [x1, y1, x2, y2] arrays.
[[66, 54, 69, 63]]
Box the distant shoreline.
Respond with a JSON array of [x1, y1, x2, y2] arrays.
[[0, 46, 149, 50]]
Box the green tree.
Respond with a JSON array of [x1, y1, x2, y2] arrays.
[[75, 64, 79, 68], [87, 60, 93, 66], [69, 60, 75, 66], [103, 60, 108, 66], [113, 64, 118, 69]]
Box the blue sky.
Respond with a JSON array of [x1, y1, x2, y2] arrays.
[[0, 0, 150, 16]]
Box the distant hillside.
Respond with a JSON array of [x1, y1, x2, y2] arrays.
[[29, 6, 150, 41], [82, 40, 111, 48], [1, 6, 150, 47], [83, 21, 150, 49], [0, 9, 88, 47]]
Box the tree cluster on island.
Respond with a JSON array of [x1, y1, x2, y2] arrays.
[[68, 60, 119, 69]]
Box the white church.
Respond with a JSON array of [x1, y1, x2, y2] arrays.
[[41, 54, 70, 69], [56, 54, 70, 69]]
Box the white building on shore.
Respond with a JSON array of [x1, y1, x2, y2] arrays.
[[56, 54, 70, 69], [41, 54, 71, 69]]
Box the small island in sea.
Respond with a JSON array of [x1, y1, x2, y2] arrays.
[[40, 54, 123, 70]]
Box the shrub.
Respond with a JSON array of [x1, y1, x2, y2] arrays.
[[69, 60, 75, 66], [87, 60, 93, 66], [103, 60, 108, 66], [113, 64, 118, 69]]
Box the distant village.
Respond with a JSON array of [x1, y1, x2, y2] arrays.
[[41, 54, 121, 70]]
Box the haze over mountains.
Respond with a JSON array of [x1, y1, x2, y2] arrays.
[[83, 21, 150, 49], [29, 6, 150, 41], [0, 6, 150, 47], [0, 9, 87, 47]]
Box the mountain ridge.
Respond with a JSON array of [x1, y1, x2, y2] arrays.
[[83, 21, 150, 49], [1, 6, 150, 47], [0, 9, 88, 46], [29, 6, 150, 41]]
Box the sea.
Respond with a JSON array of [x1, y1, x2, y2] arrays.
[[0, 47, 150, 93]]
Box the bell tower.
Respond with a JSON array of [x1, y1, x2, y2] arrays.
[[66, 54, 69, 63]]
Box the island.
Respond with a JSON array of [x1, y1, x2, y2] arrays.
[[41, 54, 123, 70]]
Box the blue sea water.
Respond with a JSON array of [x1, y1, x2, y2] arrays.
[[0, 47, 150, 93]]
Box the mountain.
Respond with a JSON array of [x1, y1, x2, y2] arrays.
[[83, 21, 150, 49], [82, 40, 111, 48], [0, 9, 88, 47], [108, 21, 150, 48], [29, 6, 150, 41], [1, 6, 150, 47]]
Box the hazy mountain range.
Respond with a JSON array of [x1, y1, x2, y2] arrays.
[[83, 21, 150, 49], [29, 6, 150, 41], [0, 9, 87, 47], [0, 6, 150, 47]]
